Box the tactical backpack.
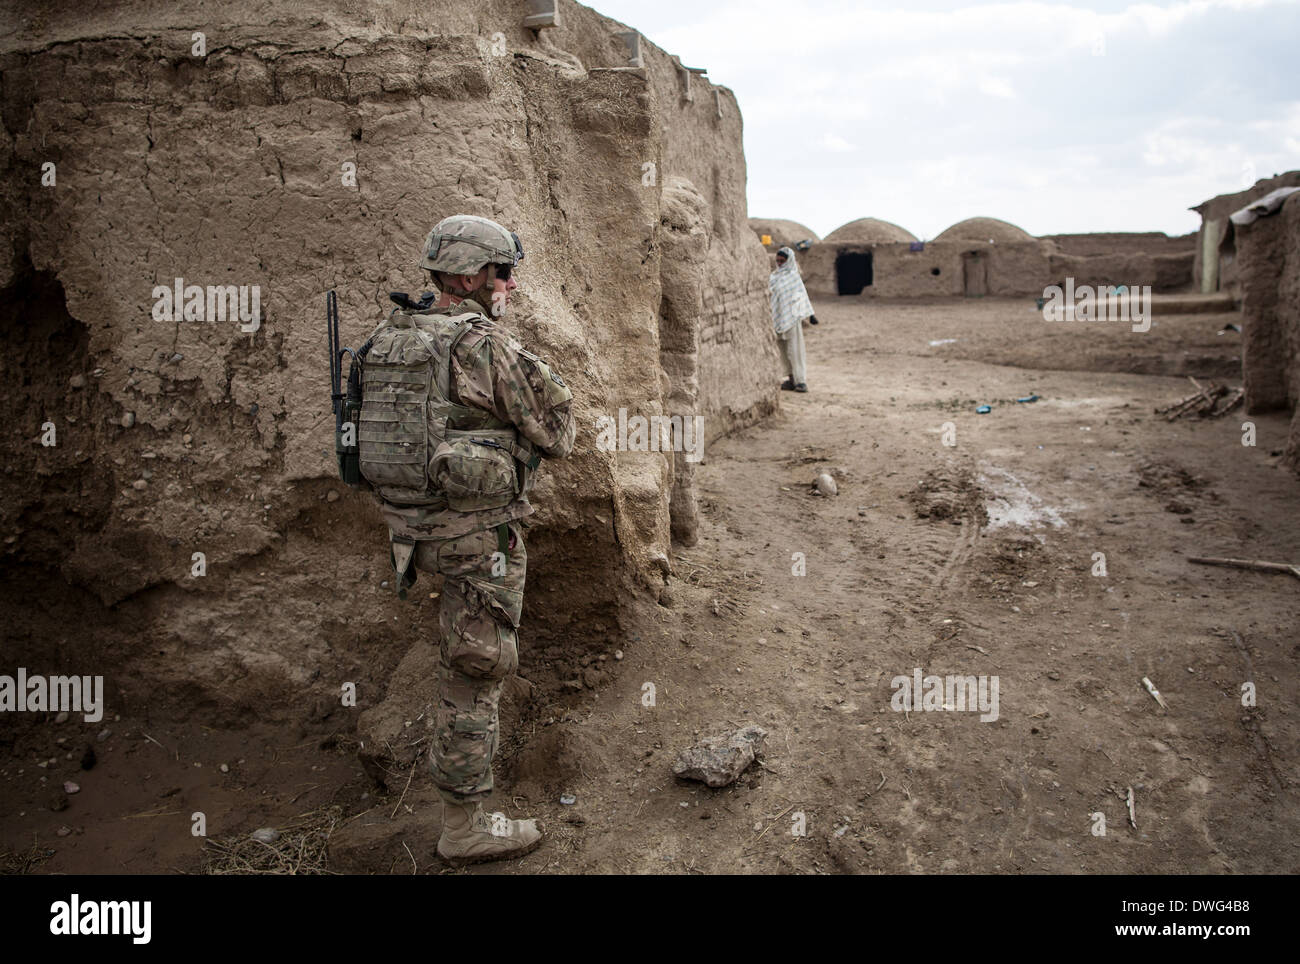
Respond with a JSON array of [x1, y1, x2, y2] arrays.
[[357, 307, 539, 511]]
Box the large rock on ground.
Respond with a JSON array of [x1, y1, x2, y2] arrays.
[[672, 723, 767, 787]]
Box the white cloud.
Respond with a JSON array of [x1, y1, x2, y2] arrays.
[[978, 76, 1015, 99], [593, 0, 1300, 235], [821, 134, 857, 153]]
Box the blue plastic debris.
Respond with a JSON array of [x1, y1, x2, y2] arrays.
[[976, 404, 992, 414], [1016, 394, 1040, 403]]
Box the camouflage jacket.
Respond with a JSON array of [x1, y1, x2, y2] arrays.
[[377, 298, 576, 541]]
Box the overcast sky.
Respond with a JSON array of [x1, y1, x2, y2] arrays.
[[589, 0, 1300, 239]]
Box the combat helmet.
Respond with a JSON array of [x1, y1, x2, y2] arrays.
[[420, 214, 524, 276]]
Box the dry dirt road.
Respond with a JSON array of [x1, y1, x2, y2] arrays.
[[480, 295, 1300, 874], [5, 295, 1297, 876]]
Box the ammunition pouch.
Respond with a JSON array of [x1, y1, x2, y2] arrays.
[[430, 428, 539, 512]]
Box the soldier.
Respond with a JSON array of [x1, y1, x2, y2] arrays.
[[356, 214, 575, 864]]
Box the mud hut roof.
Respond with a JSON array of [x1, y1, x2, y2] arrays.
[[749, 218, 820, 245], [934, 217, 1033, 243], [823, 217, 918, 244]]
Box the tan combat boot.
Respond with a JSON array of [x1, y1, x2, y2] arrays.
[[437, 799, 542, 866]]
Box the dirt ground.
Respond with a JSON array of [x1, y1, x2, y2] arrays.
[[4, 295, 1298, 875]]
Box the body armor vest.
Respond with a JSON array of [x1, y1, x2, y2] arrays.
[[358, 307, 538, 511]]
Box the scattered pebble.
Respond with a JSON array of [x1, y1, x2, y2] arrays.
[[815, 472, 838, 496], [53, 711, 69, 724], [69, 375, 86, 389], [559, 793, 577, 805], [97, 728, 112, 742], [326, 490, 340, 503], [182, 433, 193, 445], [132, 479, 147, 490], [250, 828, 279, 844], [121, 412, 136, 428], [614, 650, 624, 661], [63, 781, 80, 794], [219, 763, 229, 773], [56, 826, 72, 837]]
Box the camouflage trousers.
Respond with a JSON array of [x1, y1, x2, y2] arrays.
[[413, 520, 526, 804]]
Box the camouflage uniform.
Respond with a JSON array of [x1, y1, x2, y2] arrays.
[[375, 297, 575, 804]]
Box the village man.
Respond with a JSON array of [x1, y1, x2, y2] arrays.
[[769, 246, 817, 392]]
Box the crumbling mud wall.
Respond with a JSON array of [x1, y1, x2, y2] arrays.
[[1042, 231, 1196, 258], [1192, 171, 1300, 297], [1042, 232, 1195, 293], [801, 240, 1052, 298], [0, 0, 775, 782], [1235, 193, 1300, 473], [799, 235, 1190, 300]]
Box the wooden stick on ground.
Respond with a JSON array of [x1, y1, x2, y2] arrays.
[[1188, 555, 1300, 582]]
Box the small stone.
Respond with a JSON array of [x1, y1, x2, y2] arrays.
[[220, 763, 229, 773], [63, 781, 80, 794], [132, 479, 147, 490], [326, 490, 340, 503], [559, 793, 577, 805], [56, 825, 72, 837], [250, 828, 280, 844], [69, 375, 86, 389], [614, 650, 624, 661], [169, 353, 184, 363], [121, 412, 136, 428], [816, 473, 838, 496], [380, 580, 389, 589], [53, 711, 69, 724], [96, 728, 112, 742], [183, 434, 193, 445]]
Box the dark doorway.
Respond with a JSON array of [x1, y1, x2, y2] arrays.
[[962, 251, 988, 296], [835, 251, 873, 295]]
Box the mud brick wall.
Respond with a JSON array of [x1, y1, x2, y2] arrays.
[[0, 0, 775, 763], [1236, 193, 1300, 473]]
